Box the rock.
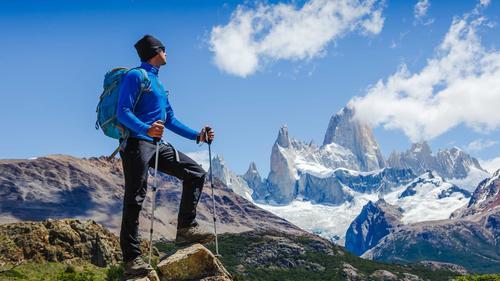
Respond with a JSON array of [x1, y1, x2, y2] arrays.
[[157, 243, 232, 281], [363, 210, 500, 273], [211, 155, 254, 201], [402, 272, 422, 281], [0, 219, 122, 266], [341, 262, 365, 281], [418, 260, 468, 275], [452, 169, 500, 218], [323, 105, 386, 171], [345, 199, 403, 256], [387, 141, 488, 187], [148, 270, 160, 281], [131, 271, 160, 281], [369, 269, 398, 280]]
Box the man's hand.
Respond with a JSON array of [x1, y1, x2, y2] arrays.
[[147, 120, 164, 139], [197, 126, 215, 144]]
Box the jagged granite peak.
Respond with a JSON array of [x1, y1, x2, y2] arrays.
[[387, 141, 488, 188], [211, 154, 231, 186], [436, 146, 486, 179], [266, 135, 298, 204], [345, 199, 403, 256], [323, 105, 386, 171], [276, 125, 291, 148], [242, 162, 262, 190], [210, 154, 255, 201], [387, 141, 436, 174]]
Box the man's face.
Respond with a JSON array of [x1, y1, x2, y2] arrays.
[[158, 48, 167, 65], [148, 47, 167, 66]]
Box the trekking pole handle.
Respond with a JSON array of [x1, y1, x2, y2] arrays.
[[204, 126, 213, 145]]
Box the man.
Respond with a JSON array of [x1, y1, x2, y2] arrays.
[[117, 34, 215, 279]]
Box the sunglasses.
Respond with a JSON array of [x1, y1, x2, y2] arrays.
[[156, 46, 165, 53]]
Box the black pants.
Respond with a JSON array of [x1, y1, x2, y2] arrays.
[[119, 138, 206, 262]]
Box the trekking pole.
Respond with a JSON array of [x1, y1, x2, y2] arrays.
[[148, 138, 160, 266], [205, 127, 220, 257]]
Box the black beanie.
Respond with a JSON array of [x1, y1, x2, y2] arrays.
[[134, 35, 165, 62]]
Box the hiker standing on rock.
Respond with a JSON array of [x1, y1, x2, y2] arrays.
[[117, 35, 215, 279]]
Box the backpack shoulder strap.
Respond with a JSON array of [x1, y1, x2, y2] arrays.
[[131, 67, 151, 111]]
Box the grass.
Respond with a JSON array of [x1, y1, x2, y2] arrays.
[[155, 232, 463, 281], [0, 262, 108, 281], [2, 233, 498, 281]]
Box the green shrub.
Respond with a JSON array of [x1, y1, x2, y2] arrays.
[[105, 264, 124, 281], [454, 274, 500, 281]]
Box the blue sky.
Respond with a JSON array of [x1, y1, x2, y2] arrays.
[[0, 0, 499, 175]]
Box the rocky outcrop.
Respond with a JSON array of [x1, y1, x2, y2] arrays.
[[417, 260, 468, 275], [157, 243, 232, 281], [345, 199, 403, 256], [324, 105, 386, 171], [0, 219, 122, 267]]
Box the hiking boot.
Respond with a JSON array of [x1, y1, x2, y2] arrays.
[[123, 256, 154, 280], [175, 224, 215, 246]]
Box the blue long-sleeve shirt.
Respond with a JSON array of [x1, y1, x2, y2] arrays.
[[117, 62, 199, 142]]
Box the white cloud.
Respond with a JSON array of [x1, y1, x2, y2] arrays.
[[209, 0, 385, 77], [185, 150, 210, 170], [350, 11, 500, 142], [480, 157, 500, 173], [466, 139, 498, 152], [414, 0, 434, 26], [414, 0, 429, 19], [480, 0, 491, 7]]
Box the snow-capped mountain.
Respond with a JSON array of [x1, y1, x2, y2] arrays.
[[362, 171, 500, 273], [257, 170, 470, 245], [388, 141, 489, 191], [452, 169, 500, 218], [206, 104, 491, 250], [210, 155, 254, 201], [380, 171, 470, 224], [265, 125, 361, 204]]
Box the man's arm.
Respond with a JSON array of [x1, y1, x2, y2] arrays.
[[117, 70, 150, 136], [165, 100, 199, 141]]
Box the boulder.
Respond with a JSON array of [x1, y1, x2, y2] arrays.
[[157, 243, 232, 281]]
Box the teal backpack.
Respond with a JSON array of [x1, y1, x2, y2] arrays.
[[95, 67, 151, 159]]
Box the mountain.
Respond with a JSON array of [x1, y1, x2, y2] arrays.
[[323, 105, 386, 171], [343, 171, 470, 255], [362, 170, 500, 273], [387, 141, 489, 191], [452, 169, 500, 218], [0, 155, 303, 239], [297, 167, 416, 205], [265, 125, 361, 204], [382, 171, 471, 224], [345, 199, 403, 256], [210, 154, 254, 201], [0, 155, 463, 280]]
